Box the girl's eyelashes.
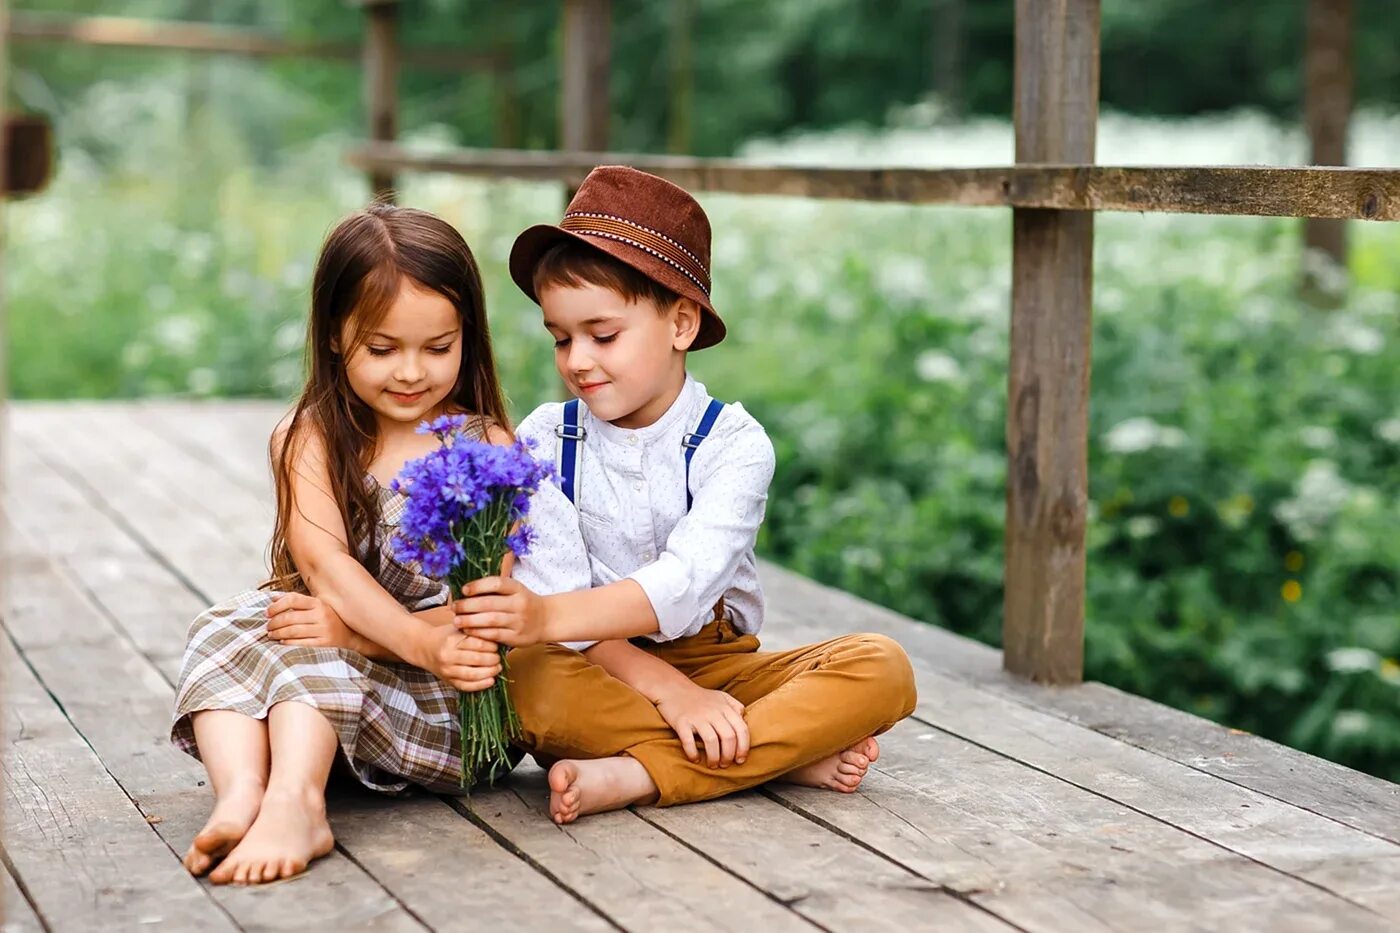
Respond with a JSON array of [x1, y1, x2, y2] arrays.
[[553, 337, 571, 349], [365, 344, 453, 357]]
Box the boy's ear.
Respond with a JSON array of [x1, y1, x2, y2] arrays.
[[671, 298, 701, 351]]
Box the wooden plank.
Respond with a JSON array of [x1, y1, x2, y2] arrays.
[[4, 430, 608, 930], [641, 791, 1013, 931], [1, 634, 238, 930], [1303, 0, 1354, 268], [766, 722, 1392, 932], [463, 765, 817, 932], [120, 406, 1400, 930], [760, 603, 1400, 920], [1, 866, 45, 933], [757, 562, 1400, 846], [363, 2, 399, 200], [7, 11, 496, 73], [1002, 0, 1099, 684], [2, 525, 430, 931], [560, 0, 611, 152], [344, 143, 1400, 222]]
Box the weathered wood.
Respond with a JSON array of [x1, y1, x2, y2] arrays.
[[561, 0, 611, 152], [761, 604, 1400, 919], [7, 11, 496, 73], [3, 435, 606, 931], [1, 635, 239, 931], [1303, 0, 1354, 271], [3, 116, 51, 197], [1, 505, 430, 930], [464, 765, 816, 932], [363, 1, 399, 201], [758, 561, 1400, 846], [1, 868, 44, 933], [767, 722, 1392, 932], [345, 143, 1400, 221], [1002, 0, 1099, 684], [642, 791, 1014, 931]]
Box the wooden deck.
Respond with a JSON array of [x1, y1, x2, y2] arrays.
[[3, 400, 1399, 932]]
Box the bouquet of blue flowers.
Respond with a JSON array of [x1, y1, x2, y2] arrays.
[[389, 415, 555, 787]]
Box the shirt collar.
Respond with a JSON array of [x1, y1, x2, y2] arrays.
[[589, 374, 704, 448]]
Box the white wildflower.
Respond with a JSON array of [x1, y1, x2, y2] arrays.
[[1374, 419, 1400, 444], [1103, 417, 1187, 454], [1274, 460, 1352, 542], [1326, 647, 1379, 674], [1126, 516, 1161, 539], [1299, 426, 1337, 450], [915, 350, 962, 384], [1331, 711, 1371, 738]]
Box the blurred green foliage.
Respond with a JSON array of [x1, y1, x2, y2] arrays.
[[11, 0, 1400, 156]]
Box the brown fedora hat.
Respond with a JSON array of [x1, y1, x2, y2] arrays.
[[509, 165, 726, 351]]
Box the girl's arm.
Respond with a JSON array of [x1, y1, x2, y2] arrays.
[[277, 422, 478, 677]]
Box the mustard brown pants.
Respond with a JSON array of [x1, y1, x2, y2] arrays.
[[505, 619, 918, 806]]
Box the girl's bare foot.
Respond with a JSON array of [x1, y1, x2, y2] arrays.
[[207, 786, 335, 885], [779, 736, 880, 793], [548, 757, 658, 824], [183, 779, 265, 876]]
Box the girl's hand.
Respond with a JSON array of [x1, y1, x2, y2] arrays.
[[267, 593, 362, 652], [453, 577, 548, 647], [417, 627, 503, 692], [653, 683, 749, 768]]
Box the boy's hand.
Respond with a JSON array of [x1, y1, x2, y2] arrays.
[[416, 626, 503, 693], [453, 576, 548, 647], [267, 593, 362, 653], [653, 683, 749, 768]]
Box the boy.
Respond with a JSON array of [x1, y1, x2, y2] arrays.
[[456, 166, 917, 823]]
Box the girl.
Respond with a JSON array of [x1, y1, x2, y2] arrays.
[[170, 203, 586, 886]]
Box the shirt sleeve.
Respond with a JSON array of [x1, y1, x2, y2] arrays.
[[511, 404, 596, 651], [626, 410, 775, 642]]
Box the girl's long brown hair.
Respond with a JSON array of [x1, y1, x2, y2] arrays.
[[264, 203, 510, 591]]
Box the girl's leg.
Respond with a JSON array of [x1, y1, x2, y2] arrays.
[[184, 710, 270, 876], [208, 701, 338, 885]]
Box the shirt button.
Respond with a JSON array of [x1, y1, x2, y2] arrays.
[[643, 551, 655, 561], [626, 436, 637, 445], [633, 481, 643, 491]]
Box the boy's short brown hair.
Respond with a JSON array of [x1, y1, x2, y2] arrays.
[[532, 239, 682, 311]]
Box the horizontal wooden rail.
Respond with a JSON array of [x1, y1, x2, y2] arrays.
[[6, 12, 497, 74], [345, 142, 1400, 221]]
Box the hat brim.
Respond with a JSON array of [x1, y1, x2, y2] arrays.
[[509, 223, 726, 352]]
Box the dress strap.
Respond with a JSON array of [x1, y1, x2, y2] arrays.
[[682, 399, 725, 512]]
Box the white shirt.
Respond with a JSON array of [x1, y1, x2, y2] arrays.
[[517, 375, 775, 648]]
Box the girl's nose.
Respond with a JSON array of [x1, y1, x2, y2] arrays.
[[395, 354, 425, 384]]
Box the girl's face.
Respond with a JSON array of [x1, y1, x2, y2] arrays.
[[540, 280, 698, 429], [340, 278, 462, 429]]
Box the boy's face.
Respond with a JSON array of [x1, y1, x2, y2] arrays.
[[540, 281, 699, 429], [340, 278, 463, 428]]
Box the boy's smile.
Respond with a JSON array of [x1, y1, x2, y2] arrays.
[[540, 281, 700, 430]]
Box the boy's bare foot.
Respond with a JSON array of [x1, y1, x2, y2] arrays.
[[548, 757, 658, 824], [207, 786, 335, 885], [183, 780, 265, 876], [779, 736, 880, 793]]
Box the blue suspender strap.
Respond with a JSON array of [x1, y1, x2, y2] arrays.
[[555, 398, 586, 504], [681, 399, 725, 511]]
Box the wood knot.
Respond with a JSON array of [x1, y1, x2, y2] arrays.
[[1360, 190, 1383, 219], [1129, 185, 1149, 203]]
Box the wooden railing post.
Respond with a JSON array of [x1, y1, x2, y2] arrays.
[[561, 0, 611, 154], [1003, 0, 1100, 684], [1303, 0, 1353, 290], [362, 0, 399, 201]]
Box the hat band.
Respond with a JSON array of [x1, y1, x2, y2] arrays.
[[560, 212, 711, 296]]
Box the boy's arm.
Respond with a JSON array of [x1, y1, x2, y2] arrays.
[[584, 639, 749, 767]]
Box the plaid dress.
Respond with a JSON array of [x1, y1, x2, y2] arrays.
[[171, 479, 466, 794]]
